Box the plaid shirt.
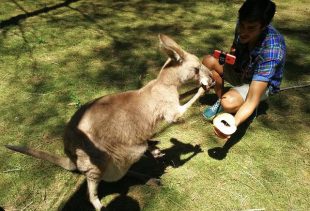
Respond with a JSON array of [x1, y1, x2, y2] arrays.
[[233, 24, 286, 94]]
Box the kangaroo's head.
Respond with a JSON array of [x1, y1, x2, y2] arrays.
[[158, 34, 214, 88]]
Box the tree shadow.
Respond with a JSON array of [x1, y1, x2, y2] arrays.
[[59, 138, 202, 211], [0, 0, 79, 29]]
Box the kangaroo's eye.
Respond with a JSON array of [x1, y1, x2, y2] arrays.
[[194, 67, 200, 74]]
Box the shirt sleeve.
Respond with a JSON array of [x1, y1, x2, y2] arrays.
[[252, 45, 284, 82]]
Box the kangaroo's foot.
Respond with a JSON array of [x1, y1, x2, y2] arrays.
[[87, 178, 103, 211], [127, 170, 162, 186]]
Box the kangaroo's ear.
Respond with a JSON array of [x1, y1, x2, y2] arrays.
[[159, 34, 185, 63]]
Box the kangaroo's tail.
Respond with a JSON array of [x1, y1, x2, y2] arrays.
[[5, 145, 77, 171]]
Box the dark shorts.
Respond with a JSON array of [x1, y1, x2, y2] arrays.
[[223, 64, 243, 86]]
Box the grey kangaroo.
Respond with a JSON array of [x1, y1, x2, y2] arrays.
[[5, 34, 213, 210]]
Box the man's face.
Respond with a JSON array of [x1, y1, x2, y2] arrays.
[[238, 21, 265, 44]]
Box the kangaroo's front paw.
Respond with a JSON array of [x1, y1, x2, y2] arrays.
[[146, 178, 162, 186], [173, 117, 185, 124], [197, 86, 206, 95], [148, 146, 165, 158]]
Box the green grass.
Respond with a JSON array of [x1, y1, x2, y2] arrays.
[[0, 0, 309, 210]]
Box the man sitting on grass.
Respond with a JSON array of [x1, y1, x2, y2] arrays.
[[202, 0, 286, 139]]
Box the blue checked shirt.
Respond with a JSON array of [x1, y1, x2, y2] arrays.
[[233, 24, 286, 94]]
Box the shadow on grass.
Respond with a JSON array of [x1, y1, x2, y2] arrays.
[[199, 93, 270, 160], [207, 121, 250, 160], [209, 101, 269, 160], [0, 0, 79, 29], [59, 138, 202, 211]]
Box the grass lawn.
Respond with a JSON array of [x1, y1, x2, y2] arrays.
[[0, 0, 309, 210]]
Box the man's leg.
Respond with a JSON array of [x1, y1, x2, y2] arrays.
[[202, 55, 225, 120], [221, 88, 244, 113], [202, 55, 224, 97], [222, 84, 269, 117], [202, 55, 241, 120]]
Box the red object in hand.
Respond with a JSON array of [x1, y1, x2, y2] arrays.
[[213, 50, 236, 65]]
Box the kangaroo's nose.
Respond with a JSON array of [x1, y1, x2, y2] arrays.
[[209, 78, 216, 88], [200, 76, 215, 91]]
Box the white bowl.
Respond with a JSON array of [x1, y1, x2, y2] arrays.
[[213, 113, 237, 136]]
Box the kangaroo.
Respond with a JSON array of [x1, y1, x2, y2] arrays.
[[5, 34, 213, 210]]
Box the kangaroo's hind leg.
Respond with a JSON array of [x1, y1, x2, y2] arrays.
[[87, 176, 104, 211]]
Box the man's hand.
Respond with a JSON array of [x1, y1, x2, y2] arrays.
[[213, 126, 231, 140], [234, 81, 268, 126], [213, 113, 237, 140]]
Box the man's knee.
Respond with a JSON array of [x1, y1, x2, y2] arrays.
[[202, 54, 223, 76], [221, 92, 243, 113], [202, 55, 217, 69]]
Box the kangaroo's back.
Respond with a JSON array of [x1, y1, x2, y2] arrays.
[[66, 87, 159, 147]]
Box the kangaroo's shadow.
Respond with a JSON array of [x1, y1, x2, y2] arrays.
[[59, 138, 202, 211]]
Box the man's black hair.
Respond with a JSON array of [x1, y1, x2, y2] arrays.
[[238, 0, 276, 26]]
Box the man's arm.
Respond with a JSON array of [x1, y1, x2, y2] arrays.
[[234, 81, 268, 127]]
